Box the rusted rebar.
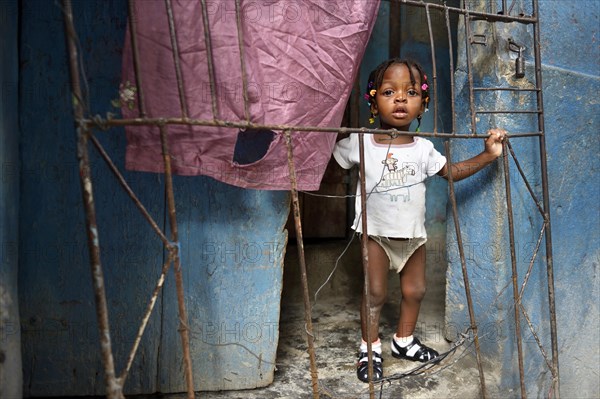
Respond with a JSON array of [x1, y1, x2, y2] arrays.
[[532, 0, 560, 394], [62, 1, 123, 398], [158, 124, 195, 398], [358, 133, 375, 399], [284, 130, 320, 399], [445, 141, 487, 399], [502, 140, 527, 398]]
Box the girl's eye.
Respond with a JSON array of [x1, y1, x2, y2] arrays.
[[382, 89, 394, 96], [408, 89, 418, 96]]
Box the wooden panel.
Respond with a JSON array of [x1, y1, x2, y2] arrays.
[[19, 1, 162, 395]]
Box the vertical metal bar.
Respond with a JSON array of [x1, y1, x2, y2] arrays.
[[62, 2, 123, 398], [532, 0, 560, 395], [444, 5, 456, 134], [424, 4, 438, 133], [200, 0, 219, 120], [445, 141, 487, 399], [234, 0, 250, 122], [463, 9, 478, 135], [358, 133, 375, 399], [127, 0, 146, 117], [284, 130, 320, 399], [158, 124, 195, 398], [389, 0, 401, 57], [165, 0, 190, 119], [502, 141, 527, 398]]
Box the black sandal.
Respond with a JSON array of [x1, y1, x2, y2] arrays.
[[391, 336, 439, 362], [356, 351, 383, 382]]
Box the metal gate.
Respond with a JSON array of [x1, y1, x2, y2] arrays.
[[61, 0, 559, 398]]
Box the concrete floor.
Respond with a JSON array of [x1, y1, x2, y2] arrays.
[[50, 240, 504, 399], [160, 239, 502, 399]]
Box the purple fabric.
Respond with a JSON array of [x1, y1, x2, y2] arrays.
[[121, 0, 379, 190]]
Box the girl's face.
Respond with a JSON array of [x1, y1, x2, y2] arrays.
[[371, 64, 425, 131]]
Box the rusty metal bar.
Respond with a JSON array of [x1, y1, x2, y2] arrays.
[[88, 134, 171, 246], [474, 87, 539, 92], [234, 0, 251, 121], [200, 0, 219, 120], [389, 0, 401, 57], [424, 4, 438, 133], [127, 0, 146, 117], [81, 116, 543, 138], [284, 130, 320, 399], [394, 0, 536, 24], [444, 141, 487, 399], [158, 124, 195, 398], [62, 1, 123, 398], [502, 140, 527, 398], [120, 253, 173, 382], [518, 223, 546, 301], [444, 5, 456, 134], [532, 1, 561, 396], [506, 141, 545, 217], [358, 133, 375, 398], [476, 109, 541, 114], [165, 0, 190, 119], [463, 10, 478, 135]]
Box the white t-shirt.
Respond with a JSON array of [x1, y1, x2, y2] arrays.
[[333, 134, 446, 238]]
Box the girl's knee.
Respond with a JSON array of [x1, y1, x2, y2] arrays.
[[368, 289, 387, 308], [403, 284, 426, 302]]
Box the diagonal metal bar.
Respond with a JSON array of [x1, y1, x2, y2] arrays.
[[445, 141, 487, 399], [120, 252, 174, 382], [62, 2, 123, 398], [518, 222, 547, 301], [284, 130, 320, 399], [506, 140, 545, 217], [502, 140, 527, 398], [88, 133, 171, 246], [518, 303, 554, 372]]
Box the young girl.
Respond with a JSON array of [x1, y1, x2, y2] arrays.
[[332, 58, 506, 382]]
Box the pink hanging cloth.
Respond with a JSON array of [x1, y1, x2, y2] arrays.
[[121, 0, 379, 190]]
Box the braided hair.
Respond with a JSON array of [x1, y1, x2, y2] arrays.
[[364, 58, 430, 129]]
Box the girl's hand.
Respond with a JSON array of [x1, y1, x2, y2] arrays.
[[484, 128, 507, 158]]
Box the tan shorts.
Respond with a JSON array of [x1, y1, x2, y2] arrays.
[[370, 236, 427, 273]]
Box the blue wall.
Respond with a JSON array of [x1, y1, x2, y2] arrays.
[[18, 0, 289, 395], [445, 0, 599, 397], [0, 1, 22, 398]]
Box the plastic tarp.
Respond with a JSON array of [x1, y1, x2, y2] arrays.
[[121, 0, 379, 190]]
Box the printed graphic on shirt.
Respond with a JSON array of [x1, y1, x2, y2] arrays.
[[379, 153, 416, 203]]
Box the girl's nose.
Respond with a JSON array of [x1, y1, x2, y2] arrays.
[[394, 92, 406, 102]]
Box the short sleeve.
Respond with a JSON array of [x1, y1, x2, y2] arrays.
[[332, 134, 358, 170], [425, 140, 447, 177]]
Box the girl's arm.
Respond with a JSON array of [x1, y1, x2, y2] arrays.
[[438, 128, 507, 181]]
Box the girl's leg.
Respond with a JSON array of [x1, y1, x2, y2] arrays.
[[356, 237, 389, 382], [360, 238, 390, 342], [396, 244, 426, 337], [391, 244, 439, 362]]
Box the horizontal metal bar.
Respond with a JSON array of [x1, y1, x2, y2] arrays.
[[85, 117, 542, 139], [393, 0, 537, 24], [473, 87, 540, 92], [476, 110, 541, 114]]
